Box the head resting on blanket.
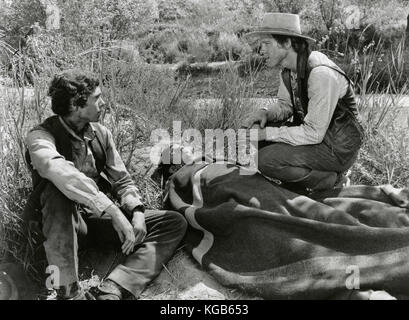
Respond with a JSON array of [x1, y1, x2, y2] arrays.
[[150, 143, 200, 188]]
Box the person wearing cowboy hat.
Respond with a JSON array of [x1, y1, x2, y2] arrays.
[[244, 12, 364, 192]]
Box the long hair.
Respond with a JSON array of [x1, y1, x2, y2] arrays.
[[272, 35, 312, 118]]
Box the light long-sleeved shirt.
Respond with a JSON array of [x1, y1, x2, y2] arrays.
[[265, 51, 350, 146], [26, 117, 144, 217]]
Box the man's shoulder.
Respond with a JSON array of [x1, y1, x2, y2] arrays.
[[26, 123, 56, 146], [309, 51, 343, 72], [308, 51, 334, 67], [308, 52, 346, 82], [29, 115, 59, 132], [309, 65, 339, 83], [26, 116, 59, 142]]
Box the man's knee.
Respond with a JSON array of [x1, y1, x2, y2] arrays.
[[150, 210, 187, 240], [40, 182, 72, 208], [164, 210, 188, 235], [40, 182, 78, 230], [257, 145, 286, 176]]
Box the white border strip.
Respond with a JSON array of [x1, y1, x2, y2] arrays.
[[185, 167, 215, 265]]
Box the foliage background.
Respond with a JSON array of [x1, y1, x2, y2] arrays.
[[0, 0, 408, 298]]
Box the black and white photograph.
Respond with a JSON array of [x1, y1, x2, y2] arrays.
[[1, 0, 409, 303]]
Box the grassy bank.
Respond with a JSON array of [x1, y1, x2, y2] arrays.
[[0, 32, 408, 298]]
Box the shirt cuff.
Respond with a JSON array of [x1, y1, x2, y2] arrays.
[[89, 192, 114, 217], [265, 127, 279, 142], [121, 194, 145, 216]]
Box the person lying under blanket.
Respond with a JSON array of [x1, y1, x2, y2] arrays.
[[152, 146, 409, 300]]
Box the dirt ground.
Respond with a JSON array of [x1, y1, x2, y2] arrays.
[[77, 248, 260, 300]]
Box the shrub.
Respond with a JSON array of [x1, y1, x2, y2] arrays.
[[137, 24, 184, 63], [271, 0, 307, 13], [1, 0, 47, 49], [211, 32, 248, 61], [59, 0, 158, 42]]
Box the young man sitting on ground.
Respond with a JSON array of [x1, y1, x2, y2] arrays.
[[25, 69, 187, 300]]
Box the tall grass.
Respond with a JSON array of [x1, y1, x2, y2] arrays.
[[348, 37, 409, 186], [0, 29, 408, 286], [0, 54, 43, 277]]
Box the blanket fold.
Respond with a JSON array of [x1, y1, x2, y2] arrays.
[[167, 162, 409, 299]]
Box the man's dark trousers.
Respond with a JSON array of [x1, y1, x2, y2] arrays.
[[40, 182, 187, 298], [256, 140, 357, 191]]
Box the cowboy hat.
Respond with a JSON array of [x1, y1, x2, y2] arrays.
[[244, 12, 315, 42]]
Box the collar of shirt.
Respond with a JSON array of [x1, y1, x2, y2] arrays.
[[58, 116, 97, 143]]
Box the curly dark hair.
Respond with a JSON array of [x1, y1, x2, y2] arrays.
[[48, 69, 100, 116]]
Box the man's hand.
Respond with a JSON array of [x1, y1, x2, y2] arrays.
[[105, 205, 136, 255], [245, 109, 269, 129], [131, 210, 147, 246], [246, 124, 267, 142]]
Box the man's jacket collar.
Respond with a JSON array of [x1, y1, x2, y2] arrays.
[[58, 116, 97, 142]]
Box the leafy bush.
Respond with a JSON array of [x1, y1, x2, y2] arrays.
[[157, 0, 200, 21], [59, 0, 158, 42], [138, 26, 250, 63], [0, 0, 46, 49], [211, 32, 249, 61], [137, 26, 180, 63], [272, 0, 307, 13]]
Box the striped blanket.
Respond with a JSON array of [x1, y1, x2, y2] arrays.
[[166, 161, 409, 299]]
